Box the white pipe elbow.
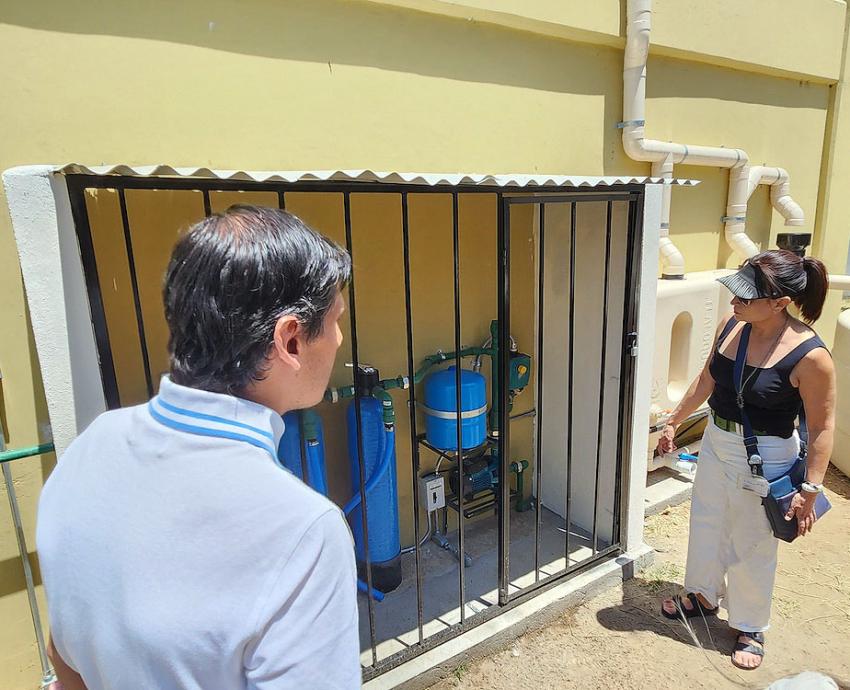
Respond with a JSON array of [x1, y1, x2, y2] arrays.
[[771, 180, 805, 227], [659, 234, 685, 277], [725, 221, 760, 260]]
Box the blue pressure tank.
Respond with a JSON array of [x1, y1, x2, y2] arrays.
[[278, 410, 329, 496], [347, 397, 402, 593], [424, 366, 487, 450]]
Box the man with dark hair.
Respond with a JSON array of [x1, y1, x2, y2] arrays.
[[37, 206, 360, 689]]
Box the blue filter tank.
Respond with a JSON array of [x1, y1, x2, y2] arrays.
[[278, 410, 329, 496], [346, 397, 402, 592], [424, 366, 487, 450]]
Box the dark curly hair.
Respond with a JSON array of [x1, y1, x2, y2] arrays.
[[163, 205, 350, 394]]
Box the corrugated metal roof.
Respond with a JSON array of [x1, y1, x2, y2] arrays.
[[55, 165, 698, 188]]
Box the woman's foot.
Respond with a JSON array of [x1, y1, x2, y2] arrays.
[[661, 591, 718, 620], [731, 631, 765, 670]]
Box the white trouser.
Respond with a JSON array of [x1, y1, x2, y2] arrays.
[[684, 419, 799, 632]]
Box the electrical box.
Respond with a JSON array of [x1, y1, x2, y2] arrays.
[[509, 352, 532, 390], [418, 474, 445, 513]]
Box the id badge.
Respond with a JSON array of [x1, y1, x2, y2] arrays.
[[738, 474, 770, 497]]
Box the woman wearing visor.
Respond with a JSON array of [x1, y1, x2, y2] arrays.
[[656, 249, 835, 670]]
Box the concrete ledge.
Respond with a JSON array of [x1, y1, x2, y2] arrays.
[[364, 543, 655, 690], [644, 468, 695, 517]]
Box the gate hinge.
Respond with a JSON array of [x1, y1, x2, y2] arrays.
[[626, 332, 638, 357]]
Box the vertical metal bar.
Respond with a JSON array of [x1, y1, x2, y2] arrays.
[[118, 189, 154, 399], [400, 192, 425, 644], [565, 202, 576, 565], [534, 204, 546, 582], [497, 196, 511, 606], [277, 190, 286, 210], [0, 432, 54, 685], [202, 190, 212, 217], [451, 192, 466, 623], [343, 192, 378, 667], [591, 201, 613, 555], [67, 181, 120, 409], [297, 411, 309, 485]]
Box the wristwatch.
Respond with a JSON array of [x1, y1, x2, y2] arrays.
[[801, 481, 824, 495]]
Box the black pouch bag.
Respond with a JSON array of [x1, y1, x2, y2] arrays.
[[733, 323, 830, 543]]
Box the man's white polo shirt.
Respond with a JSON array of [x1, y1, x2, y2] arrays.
[[36, 376, 361, 689]]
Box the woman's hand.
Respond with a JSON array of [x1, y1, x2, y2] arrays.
[[656, 424, 677, 455], [784, 492, 818, 537]]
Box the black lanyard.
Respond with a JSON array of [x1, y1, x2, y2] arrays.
[[733, 323, 808, 478]]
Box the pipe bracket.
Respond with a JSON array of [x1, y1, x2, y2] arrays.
[[721, 215, 746, 223], [616, 119, 646, 129]]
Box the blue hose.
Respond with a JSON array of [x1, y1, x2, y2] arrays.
[[343, 427, 394, 516], [357, 579, 385, 602], [344, 425, 395, 602]]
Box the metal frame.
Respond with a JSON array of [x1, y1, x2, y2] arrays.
[[62, 173, 644, 679]]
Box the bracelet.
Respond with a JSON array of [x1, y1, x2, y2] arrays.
[[801, 481, 824, 494]]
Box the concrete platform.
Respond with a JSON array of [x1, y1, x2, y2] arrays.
[[357, 505, 613, 666], [363, 542, 654, 690], [644, 465, 695, 516]]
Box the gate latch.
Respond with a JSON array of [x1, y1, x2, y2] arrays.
[[626, 332, 638, 357]]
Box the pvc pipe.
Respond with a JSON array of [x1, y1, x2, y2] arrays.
[[725, 166, 760, 260], [2, 457, 55, 686], [623, 0, 748, 169], [624, 0, 806, 265], [0, 442, 55, 465], [652, 157, 685, 278], [770, 177, 805, 227], [829, 274, 850, 291]]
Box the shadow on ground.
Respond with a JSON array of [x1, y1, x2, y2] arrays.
[[595, 577, 739, 653]]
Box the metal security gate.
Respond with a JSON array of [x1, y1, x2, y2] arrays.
[[497, 194, 642, 606], [63, 174, 643, 679]]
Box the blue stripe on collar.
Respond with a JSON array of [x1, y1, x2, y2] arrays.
[[148, 402, 282, 466], [155, 397, 275, 442]]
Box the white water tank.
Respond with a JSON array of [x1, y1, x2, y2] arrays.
[[652, 269, 733, 414], [648, 270, 732, 466], [831, 308, 850, 478]]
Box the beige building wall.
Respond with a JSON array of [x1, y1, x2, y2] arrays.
[[1, 1, 849, 686]]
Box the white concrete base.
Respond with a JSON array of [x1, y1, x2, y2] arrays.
[[363, 543, 655, 690], [644, 466, 695, 516]]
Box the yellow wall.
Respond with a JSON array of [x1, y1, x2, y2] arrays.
[[1, 0, 849, 686], [78, 187, 537, 538]]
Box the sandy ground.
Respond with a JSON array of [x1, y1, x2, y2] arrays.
[[430, 466, 850, 690]]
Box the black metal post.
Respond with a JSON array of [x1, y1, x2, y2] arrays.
[[401, 192, 425, 644], [118, 189, 154, 399], [297, 411, 309, 486], [565, 202, 576, 566], [343, 192, 378, 667], [66, 181, 121, 409], [534, 204, 546, 582], [497, 196, 511, 605], [451, 192, 467, 623], [591, 201, 613, 554]]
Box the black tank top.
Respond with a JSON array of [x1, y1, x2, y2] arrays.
[[707, 318, 827, 438]]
